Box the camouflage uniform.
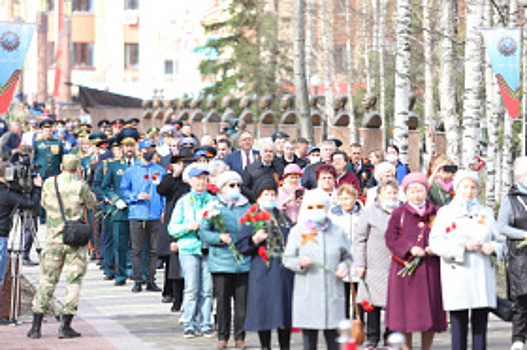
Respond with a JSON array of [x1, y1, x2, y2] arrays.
[[32, 156, 97, 315]]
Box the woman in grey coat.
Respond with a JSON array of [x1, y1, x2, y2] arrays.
[[283, 190, 352, 350], [498, 157, 527, 350], [430, 170, 505, 350], [355, 179, 400, 348]]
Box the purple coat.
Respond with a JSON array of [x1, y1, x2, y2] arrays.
[[384, 201, 447, 333]]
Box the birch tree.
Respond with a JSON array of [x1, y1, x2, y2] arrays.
[[439, 0, 461, 164], [393, 0, 411, 165], [294, 0, 313, 142], [379, 0, 387, 148], [345, 0, 357, 143], [320, 0, 335, 137], [363, 0, 372, 93], [305, 0, 316, 82], [422, 0, 434, 159], [462, 0, 484, 168]]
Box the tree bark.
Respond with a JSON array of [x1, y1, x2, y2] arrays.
[[393, 0, 411, 165], [346, 0, 357, 143], [294, 0, 314, 142], [440, 0, 461, 165], [423, 0, 434, 160], [305, 0, 316, 82], [363, 0, 372, 93], [379, 0, 387, 149], [321, 0, 335, 138], [462, 0, 484, 168]]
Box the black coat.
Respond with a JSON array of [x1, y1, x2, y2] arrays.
[[0, 183, 41, 237], [242, 158, 284, 202], [156, 173, 189, 278], [236, 208, 294, 331], [347, 159, 375, 191]]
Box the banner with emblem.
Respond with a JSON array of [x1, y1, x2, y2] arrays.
[[482, 28, 521, 119], [0, 22, 35, 115]]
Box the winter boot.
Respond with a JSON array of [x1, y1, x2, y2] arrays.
[[58, 314, 81, 338], [27, 313, 44, 339]]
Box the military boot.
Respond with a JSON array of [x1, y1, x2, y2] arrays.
[[27, 313, 44, 339], [58, 314, 81, 338]]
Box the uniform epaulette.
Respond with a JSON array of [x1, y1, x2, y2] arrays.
[[103, 159, 109, 175]]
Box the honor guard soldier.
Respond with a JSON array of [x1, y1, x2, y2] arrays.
[[126, 118, 140, 129], [98, 119, 112, 138], [33, 119, 64, 179], [101, 128, 140, 285]]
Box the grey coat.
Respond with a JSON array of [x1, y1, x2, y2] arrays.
[[429, 200, 505, 311], [354, 202, 392, 307], [283, 219, 352, 330]]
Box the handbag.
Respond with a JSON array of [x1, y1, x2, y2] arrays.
[[54, 177, 92, 247], [350, 283, 365, 345], [490, 296, 513, 322]]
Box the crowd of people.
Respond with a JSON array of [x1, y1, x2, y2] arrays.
[[1, 115, 527, 350]]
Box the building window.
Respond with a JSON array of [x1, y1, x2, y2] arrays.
[[72, 43, 94, 67], [125, 0, 139, 10], [164, 60, 178, 76], [72, 0, 92, 12], [125, 43, 139, 68], [48, 42, 56, 66]]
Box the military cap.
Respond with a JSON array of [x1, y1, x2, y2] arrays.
[[328, 138, 343, 148], [112, 118, 125, 126], [171, 120, 183, 129], [96, 138, 111, 148], [79, 123, 92, 130], [160, 125, 176, 136], [62, 154, 81, 171], [127, 118, 140, 126], [271, 131, 289, 142], [39, 118, 54, 129], [195, 146, 217, 159], [89, 132, 107, 144], [98, 119, 111, 127], [77, 129, 91, 137], [117, 127, 140, 145], [56, 119, 66, 126], [147, 127, 160, 135]]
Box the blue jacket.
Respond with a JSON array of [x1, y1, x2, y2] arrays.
[[224, 149, 260, 176], [396, 160, 408, 184], [200, 194, 251, 274], [168, 190, 215, 256], [120, 161, 166, 220]]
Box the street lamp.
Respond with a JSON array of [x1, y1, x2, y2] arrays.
[[310, 75, 322, 96]]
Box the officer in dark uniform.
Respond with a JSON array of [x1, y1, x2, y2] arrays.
[[125, 118, 140, 129], [101, 128, 140, 285], [98, 120, 112, 138], [111, 119, 125, 136]]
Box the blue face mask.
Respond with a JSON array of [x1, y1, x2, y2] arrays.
[[226, 188, 241, 200], [309, 209, 327, 224], [193, 191, 205, 197], [384, 200, 400, 209], [410, 200, 426, 209], [260, 200, 277, 211]]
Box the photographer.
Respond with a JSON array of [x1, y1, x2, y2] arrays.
[[0, 162, 42, 324]]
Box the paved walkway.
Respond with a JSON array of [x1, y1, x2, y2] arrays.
[[0, 225, 515, 349]]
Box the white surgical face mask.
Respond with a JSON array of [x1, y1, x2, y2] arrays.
[[226, 188, 241, 200], [309, 209, 327, 224], [310, 156, 321, 164]]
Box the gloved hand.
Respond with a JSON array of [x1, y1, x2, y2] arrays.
[[115, 199, 127, 210]]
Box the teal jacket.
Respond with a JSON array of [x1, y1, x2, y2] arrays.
[[168, 190, 215, 256], [33, 137, 63, 179], [101, 157, 135, 221], [93, 160, 111, 214], [200, 194, 251, 274]]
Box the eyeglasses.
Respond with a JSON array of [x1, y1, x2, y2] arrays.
[[228, 183, 241, 188], [307, 204, 326, 210]]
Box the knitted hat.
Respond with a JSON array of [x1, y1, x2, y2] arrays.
[[253, 177, 277, 200], [216, 170, 242, 190], [453, 170, 480, 190], [401, 172, 429, 193], [283, 164, 303, 178]]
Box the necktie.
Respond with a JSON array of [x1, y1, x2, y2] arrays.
[[355, 162, 360, 173], [127, 159, 132, 167], [245, 151, 250, 167]]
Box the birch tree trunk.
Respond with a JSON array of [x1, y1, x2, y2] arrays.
[[321, 0, 335, 137], [305, 0, 316, 82], [502, 0, 517, 198], [423, 0, 434, 160], [379, 0, 387, 149], [294, 0, 313, 142], [440, 0, 461, 165], [462, 0, 484, 168], [484, 0, 501, 209], [393, 0, 411, 165], [363, 0, 372, 93], [345, 0, 357, 143]]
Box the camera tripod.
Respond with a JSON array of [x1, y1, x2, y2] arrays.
[[6, 208, 41, 325]]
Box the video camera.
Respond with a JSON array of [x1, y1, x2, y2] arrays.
[[4, 152, 41, 193]]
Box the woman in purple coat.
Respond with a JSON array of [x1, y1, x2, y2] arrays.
[[385, 173, 447, 350]]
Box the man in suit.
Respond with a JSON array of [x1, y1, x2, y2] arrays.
[[347, 143, 374, 191], [302, 140, 336, 190], [242, 140, 284, 202], [224, 130, 259, 175]]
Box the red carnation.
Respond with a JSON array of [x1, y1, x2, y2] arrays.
[[249, 204, 259, 213], [243, 212, 252, 223], [446, 227, 451, 234], [261, 211, 272, 221], [452, 222, 457, 230], [239, 217, 245, 225], [258, 246, 269, 262], [152, 176, 158, 181], [144, 175, 149, 180], [361, 300, 374, 312], [202, 211, 209, 219]]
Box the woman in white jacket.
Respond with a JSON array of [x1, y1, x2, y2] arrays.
[[430, 170, 505, 350]]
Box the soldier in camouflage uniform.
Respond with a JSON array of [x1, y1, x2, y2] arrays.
[[27, 154, 97, 339]]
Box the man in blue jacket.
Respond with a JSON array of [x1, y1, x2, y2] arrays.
[[120, 139, 166, 293]]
